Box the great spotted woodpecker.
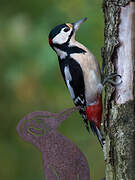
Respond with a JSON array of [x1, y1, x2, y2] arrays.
[[48, 18, 105, 146]]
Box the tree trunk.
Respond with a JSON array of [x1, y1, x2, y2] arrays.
[[102, 0, 135, 179]]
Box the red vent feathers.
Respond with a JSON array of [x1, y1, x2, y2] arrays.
[[86, 95, 102, 129]]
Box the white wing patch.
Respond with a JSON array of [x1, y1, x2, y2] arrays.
[[74, 96, 85, 105], [64, 66, 75, 99]]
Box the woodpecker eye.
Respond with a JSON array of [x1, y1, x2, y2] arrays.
[[63, 27, 70, 32]]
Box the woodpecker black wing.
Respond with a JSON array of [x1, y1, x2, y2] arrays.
[[59, 57, 89, 131], [59, 57, 85, 105]]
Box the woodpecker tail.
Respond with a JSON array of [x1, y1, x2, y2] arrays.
[[89, 121, 105, 147], [85, 95, 105, 147], [79, 108, 90, 133]]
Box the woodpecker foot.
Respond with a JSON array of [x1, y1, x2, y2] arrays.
[[103, 73, 122, 86]]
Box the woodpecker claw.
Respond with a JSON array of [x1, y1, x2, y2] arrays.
[[103, 73, 122, 86]]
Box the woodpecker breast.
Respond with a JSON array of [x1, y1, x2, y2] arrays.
[[70, 41, 102, 103]]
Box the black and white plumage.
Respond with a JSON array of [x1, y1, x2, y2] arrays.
[[49, 18, 105, 146], [59, 55, 89, 130]]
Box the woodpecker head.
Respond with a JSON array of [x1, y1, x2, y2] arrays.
[[49, 18, 87, 49]]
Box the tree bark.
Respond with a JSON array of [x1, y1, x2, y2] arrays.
[[102, 0, 135, 179]]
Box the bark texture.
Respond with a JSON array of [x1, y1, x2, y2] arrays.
[[102, 0, 135, 179]]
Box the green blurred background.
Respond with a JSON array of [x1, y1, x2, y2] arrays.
[[0, 0, 105, 179]]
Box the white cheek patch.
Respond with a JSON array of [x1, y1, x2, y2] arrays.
[[64, 66, 75, 99], [53, 28, 72, 45]]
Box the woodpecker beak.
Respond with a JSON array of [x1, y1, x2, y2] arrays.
[[72, 18, 87, 32]]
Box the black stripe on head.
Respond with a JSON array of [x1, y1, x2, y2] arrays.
[[49, 24, 67, 39], [66, 28, 74, 44]]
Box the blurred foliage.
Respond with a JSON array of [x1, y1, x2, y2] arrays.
[[0, 0, 104, 179]]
